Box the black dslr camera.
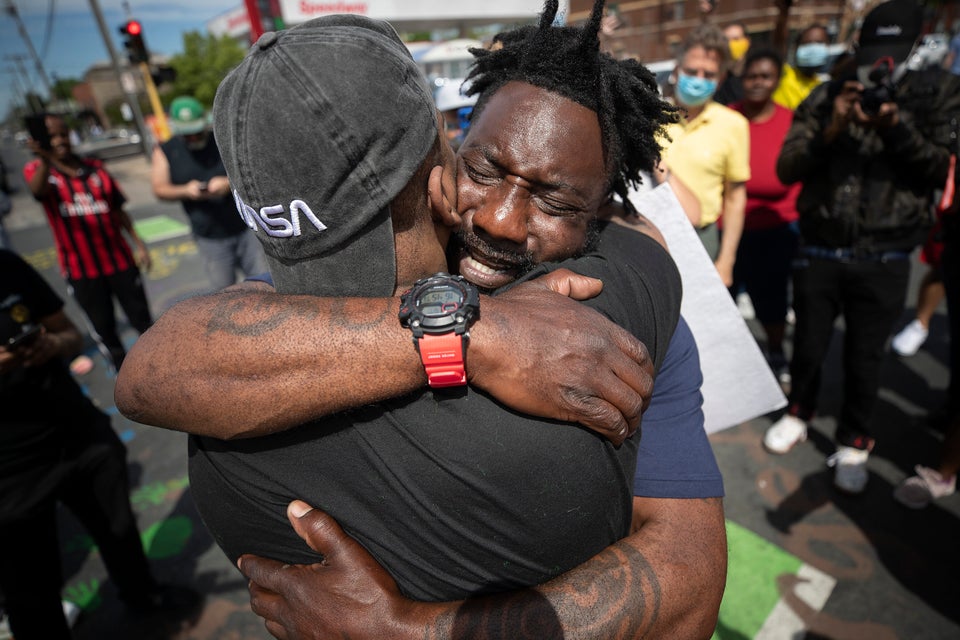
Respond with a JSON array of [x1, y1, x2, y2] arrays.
[[860, 58, 898, 116]]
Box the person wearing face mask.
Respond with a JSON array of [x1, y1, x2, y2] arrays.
[[714, 21, 750, 105], [659, 23, 750, 287], [773, 23, 832, 110], [151, 96, 267, 291]]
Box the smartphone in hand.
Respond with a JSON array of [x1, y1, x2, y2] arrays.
[[7, 324, 42, 350], [24, 114, 51, 150]]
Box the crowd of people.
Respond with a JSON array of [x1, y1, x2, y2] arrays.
[[2, 0, 959, 638], [650, 0, 959, 503]]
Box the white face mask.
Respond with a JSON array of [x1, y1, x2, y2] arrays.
[[676, 73, 718, 107], [795, 42, 829, 70]]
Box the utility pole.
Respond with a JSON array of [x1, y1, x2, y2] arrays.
[[88, 0, 152, 157], [3, 0, 53, 98]]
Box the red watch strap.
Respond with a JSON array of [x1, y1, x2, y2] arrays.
[[417, 332, 467, 388]]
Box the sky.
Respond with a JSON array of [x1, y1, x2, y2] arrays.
[[1, 0, 239, 119]]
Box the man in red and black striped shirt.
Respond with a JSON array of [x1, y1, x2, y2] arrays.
[[24, 114, 153, 372]]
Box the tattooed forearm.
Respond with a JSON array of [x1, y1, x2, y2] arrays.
[[433, 542, 660, 640], [205, 291, 303, 336], [327, 297, 396, 332], [205, 291, 394, 337]]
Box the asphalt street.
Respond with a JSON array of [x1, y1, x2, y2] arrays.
[[1, 142, 958, 640]]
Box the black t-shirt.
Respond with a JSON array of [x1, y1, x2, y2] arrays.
[[0, 250, 105, 515], [160, 135, 249, 239], [189, 223, 681, 601]]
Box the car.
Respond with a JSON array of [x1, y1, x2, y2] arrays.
[[644, 59, 677, 96], [908, 33, 949, 69], [75, 128, 146, 160]]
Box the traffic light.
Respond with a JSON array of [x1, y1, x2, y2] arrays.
[[119, 19, 149, 64]]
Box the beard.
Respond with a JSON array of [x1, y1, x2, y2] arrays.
[[447, 218, 601, 293]]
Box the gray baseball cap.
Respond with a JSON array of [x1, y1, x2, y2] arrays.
[[213, 15, 438, 297]]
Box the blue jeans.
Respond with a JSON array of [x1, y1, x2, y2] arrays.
[[194, 231, 268, 292]]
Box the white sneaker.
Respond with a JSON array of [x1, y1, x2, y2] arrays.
[[891, 319, 928, 357], [62, 600, 81, 627], [763, 414, 807, 454], [0, 611, 10, 640], [827, 446, 871, 493], [893, 465, 957, 509], [736, 292, 756, 320]]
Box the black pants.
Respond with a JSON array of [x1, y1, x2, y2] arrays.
[[68, 268, 153, 371], [787, 255, 910, 446], [0, 413, 157, 640], [943, 217, 960, 414]]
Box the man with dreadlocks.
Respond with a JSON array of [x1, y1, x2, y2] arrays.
[[117, 2, 726, 637]]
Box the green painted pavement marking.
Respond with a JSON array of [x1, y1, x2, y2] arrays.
[[142, 514, 194, 559], [134, 215, 191, 243], [64, 579, 102, 611], [712, 520, 804, 640]]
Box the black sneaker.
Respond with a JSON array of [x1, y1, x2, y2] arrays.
[[122, 584, 202, 614]]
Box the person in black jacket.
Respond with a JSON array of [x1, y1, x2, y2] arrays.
[[762, 0, 960, 493]]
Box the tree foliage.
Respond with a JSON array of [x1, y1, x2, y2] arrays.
[[165, 31, 247, 109], [51, 77, 80, 102]]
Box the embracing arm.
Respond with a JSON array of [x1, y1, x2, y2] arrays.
[[115, 279, 425, 438], [115, 273, 654, 443], [241, 496, 727, 640]]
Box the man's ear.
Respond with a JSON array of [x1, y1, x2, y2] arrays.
[[428, 164, 461, 231]]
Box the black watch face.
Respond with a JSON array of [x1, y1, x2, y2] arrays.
[[417, 286, 464, 317], [399, 273, 479, 336]]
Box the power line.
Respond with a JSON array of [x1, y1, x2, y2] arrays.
[[3, 0, 53, 97], [39, 0, 56, 61]]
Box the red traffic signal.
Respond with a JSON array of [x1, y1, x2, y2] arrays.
[[118, 19, 149, 64]]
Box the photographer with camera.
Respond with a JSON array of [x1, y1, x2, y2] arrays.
[[763, 0, 960, 493]]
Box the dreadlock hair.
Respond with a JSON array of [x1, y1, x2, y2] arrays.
[[463, 0, 680, 214]]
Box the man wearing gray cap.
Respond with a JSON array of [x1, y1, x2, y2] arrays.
[[151, 95, 267, 291]]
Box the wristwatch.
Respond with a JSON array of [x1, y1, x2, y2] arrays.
[[399, 272, 480, 388]]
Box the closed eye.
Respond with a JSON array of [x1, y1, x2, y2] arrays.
[[463, 159, 500, 185], [533, 196, 581, 217]]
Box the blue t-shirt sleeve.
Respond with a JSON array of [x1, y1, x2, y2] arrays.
[[633, 316, 725, 498], [247, 272, 273, 286]]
